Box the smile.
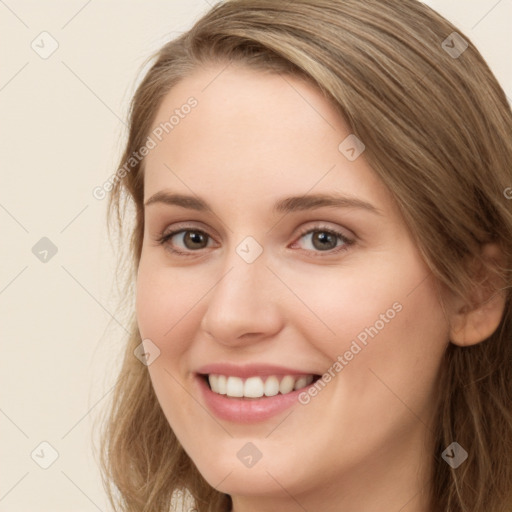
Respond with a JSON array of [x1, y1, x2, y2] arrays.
[[205, 374, 317, 398], [194, 365, 322, 423]]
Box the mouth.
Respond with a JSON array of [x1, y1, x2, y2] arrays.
[[198, 373, 322, 399], [194, 363, 324, 422]]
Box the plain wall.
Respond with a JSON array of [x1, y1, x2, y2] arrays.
[[0, 1, 510, 510]]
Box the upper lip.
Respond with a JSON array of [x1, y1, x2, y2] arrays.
[[195, 363, 320, 379]]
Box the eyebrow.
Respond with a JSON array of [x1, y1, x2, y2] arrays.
[[144, 191, 382, 216]]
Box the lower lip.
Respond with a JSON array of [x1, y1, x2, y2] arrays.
[[196, 375, 311, 423]]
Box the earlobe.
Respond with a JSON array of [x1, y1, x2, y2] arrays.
[[448, 243, 507, 347]]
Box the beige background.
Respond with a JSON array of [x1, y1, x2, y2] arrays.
[[0, 1, 510, 510]]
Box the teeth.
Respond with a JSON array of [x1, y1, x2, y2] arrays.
[[244, 377, 264, 398], [207, 374, 315, 398], [294, 375, 313, 390], [264, 376, 280, 397], [217, 375, 227, 394], [209, 374, 218, 392], [226, 376, 244, 397], [279, 375, 295, 394]]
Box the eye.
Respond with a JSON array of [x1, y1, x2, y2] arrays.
[[290, 224, 354, 256], [155, 223, 354, 257], [156, 228, 213, 255]]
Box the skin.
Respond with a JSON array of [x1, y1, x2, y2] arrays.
[[135, 63, 504, 512]]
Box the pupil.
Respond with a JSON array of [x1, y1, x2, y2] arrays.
[[186, 231, 205, 248], [314, 232, 335, 250]]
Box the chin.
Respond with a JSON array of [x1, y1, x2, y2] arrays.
[[190, 446, 311, 498]]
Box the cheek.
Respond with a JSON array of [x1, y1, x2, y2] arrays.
[[314, 258, 450, 435], [135, 258, 199, 352], [290, 247, 449, 422], [135, 262, 204, 436], [346, 284, 448, 389]]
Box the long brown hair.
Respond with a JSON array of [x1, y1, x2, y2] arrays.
[[98, 1, 512, 510]]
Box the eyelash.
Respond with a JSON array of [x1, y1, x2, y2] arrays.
[[155, 224, 354, 258]]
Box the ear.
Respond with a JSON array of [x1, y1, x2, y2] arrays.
[[449, 243, 507, 347]]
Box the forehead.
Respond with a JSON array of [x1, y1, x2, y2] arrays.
[[143, 64, 393, 214], [149, 64, 343, 146]]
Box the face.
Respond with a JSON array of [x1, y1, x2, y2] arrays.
[[136, 64, 450, 509]]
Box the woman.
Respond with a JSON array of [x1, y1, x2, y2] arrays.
[[99, 1, 512, 511]]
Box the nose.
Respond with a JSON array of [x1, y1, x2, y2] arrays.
[[199, 247, 284, 348]]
